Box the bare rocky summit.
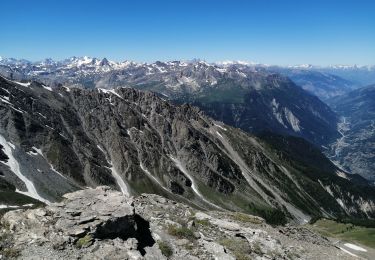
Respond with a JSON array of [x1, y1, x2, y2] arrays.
[[0, 187, 354, 259]]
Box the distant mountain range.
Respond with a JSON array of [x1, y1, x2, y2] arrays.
[[1, 57, 374, 98], [1, 57, 374, 181]]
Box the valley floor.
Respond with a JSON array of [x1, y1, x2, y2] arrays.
[[306, 219, 375, 259]]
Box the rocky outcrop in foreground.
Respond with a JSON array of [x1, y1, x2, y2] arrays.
[[0, 187, 353, 259]]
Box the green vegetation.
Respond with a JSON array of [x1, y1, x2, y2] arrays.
[[231, 212, 263, 224], [308, 219, 375, 249], [259, 133, 375, 219], [334, 217, 375, 228], [167, 225, 196, 240], [157, 240, 173, 258], [75, 234, 93, 248], [1, 247, 21, 258], [0, 191, 41, 206], [0, 221, 20, 259], [219, 237, 252, 260], [195, 218, 211, 226], [245, 202, 287, 226]]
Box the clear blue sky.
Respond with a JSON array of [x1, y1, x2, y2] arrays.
[[1, 0, 374, 65]]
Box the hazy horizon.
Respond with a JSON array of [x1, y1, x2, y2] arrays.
[[1, 55, 374, 68], [1, 0, 374, 66]]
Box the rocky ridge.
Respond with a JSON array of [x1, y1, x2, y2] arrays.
[[0, 187, 355, 260], [1, 75, 375, 223], [0, 58, 340, 147]]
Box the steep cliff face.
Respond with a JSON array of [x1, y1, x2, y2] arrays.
[[0, 59, 340, 147], [0, 76, 374, 223], [183, 74, 339, 146]]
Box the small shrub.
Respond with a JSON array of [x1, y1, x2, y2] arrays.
[[219, 238, 252, 260], [252, 241, 263, 255], [2, 247, 21, 258], [158, 240, 173, 257], [232, 213, 263, 224], [195, 218, 211, 226], [286, 250, 301, 259], [167, 225, 196, 240], [75, 234, 93, 248]]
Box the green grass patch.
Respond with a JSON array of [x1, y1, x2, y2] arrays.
[[0, 191, 42, 206], [308, 219, 375, 249], [1, 247, 21, 258], [167, 225, 196, 240], [231, 212, 263, 224], [195, 218, 211, 226], [75, 234, 93, 248], [219, 237, 252, 260], [157, 240, 173, 258]]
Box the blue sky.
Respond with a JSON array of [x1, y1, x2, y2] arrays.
[[1, 0, 374, 65]]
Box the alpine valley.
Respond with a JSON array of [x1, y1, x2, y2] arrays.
[[1, 57, 375, 259]]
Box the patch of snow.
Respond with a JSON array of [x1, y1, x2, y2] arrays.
[[338, 247, 358, 257], [42, 85, 53, 91], [318, 180, 334, 197], [45, 125, 55, 130], [59, 133, 68, 139], [105, 161, 129, 196], [140, 163, 169, 192], [336, 198, 345, 208], [216, 131, 223, 139], [0, 135, 50, 204], [216, 60, 251, 66], [10, 106, 25, 114], [37, 112, 46, 119], [0, 205, 19, 209], [169, 155, 221, 209], [0, 95, 9, 101], [98, 88, 124, 100], [32, 147, 43, 156], [237, 71, 247, 78], [344, 243, 367, 252], [50, 165, 68, 180], [0, 96, 12, 105], [97, 145, 105, 153], [214, 123, 227, 131], [9, 80, 31, 87], [336, 171, 349, 180], [0, 87, 10, 94], [216, 68, 227, 73], [7, 142, 15, 149]]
